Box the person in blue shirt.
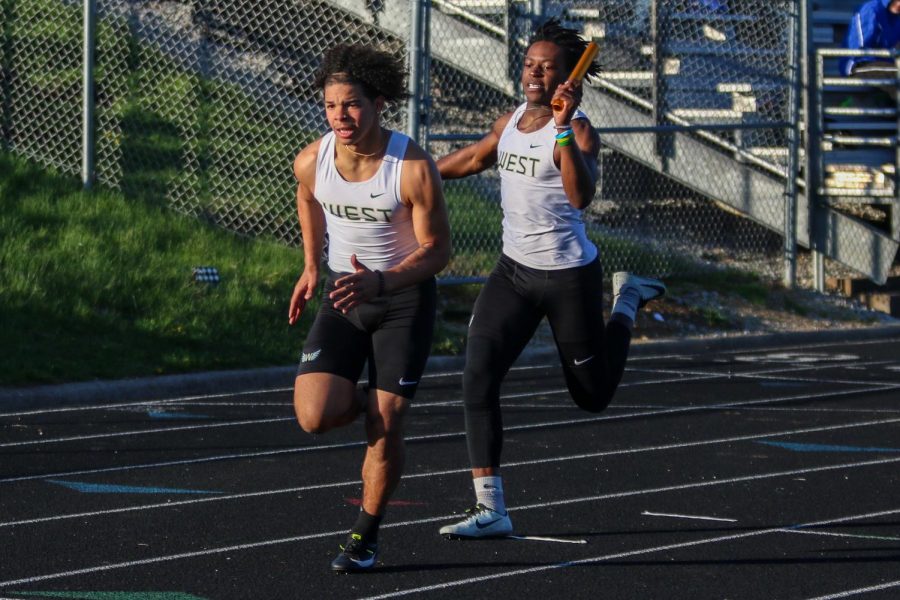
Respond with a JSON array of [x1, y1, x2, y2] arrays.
[[841, 0, 900, 101]]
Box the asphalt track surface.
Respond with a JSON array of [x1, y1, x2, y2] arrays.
[[2, 328, 899, 600]]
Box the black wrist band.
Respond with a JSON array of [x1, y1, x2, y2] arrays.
[[374, 270, 385, 297]]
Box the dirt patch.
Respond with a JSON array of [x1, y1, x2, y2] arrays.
[[630, 286, 896, 343], [435, 273, 899, 355]]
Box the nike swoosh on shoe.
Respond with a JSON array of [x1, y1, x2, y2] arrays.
[[475, 518, 504, 529]]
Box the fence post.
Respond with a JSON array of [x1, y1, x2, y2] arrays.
[[895, 52, 899, 238], [801, 0, 824, 291], [82, 0, 96, 190], [407, 0, 425, 144], [651, 0, 674, 171], [783, 0, 802, 289]]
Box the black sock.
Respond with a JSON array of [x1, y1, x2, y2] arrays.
[[351, 510, 383, 544]]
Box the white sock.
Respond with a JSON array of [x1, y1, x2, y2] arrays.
[[474, 476, 506, 514], [611, 286, 641, 322]]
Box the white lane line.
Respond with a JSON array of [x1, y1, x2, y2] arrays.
[[716, 336, 900, 357], [506, 535, 588, 544], [0, 366, 460, 418], [641, 511, 737, 523], [0, 388, 290, 419], [500, 385, 900, 435], [4, 334, 895, 420], [804, 579, 900, 600], [120, 401, 291, 408], [358, 506, 900, 600], [782, 528, 900, 543], [632, 358, 898, 386], [9, 355, 889, 450], [616, 404, 900, 415], [0, 416, 295, 448], [3, 384, 898, 485], [1, 396, 482, 448], [4, 414, 900, 528], [736, 371, 900, 387], [2, 460, 899, 588], [510, 457, 900, 514]]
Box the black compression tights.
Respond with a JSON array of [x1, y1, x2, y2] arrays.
[[463, 255, 631, 468]]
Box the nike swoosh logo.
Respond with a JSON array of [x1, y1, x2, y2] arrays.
[[529, 144, 542, 148], [347, 552, 376, 566], [475, 517, 503, 529], [399, 378, 418, 386], [370, 192, 385, 198], [573, 355, 594, 366]]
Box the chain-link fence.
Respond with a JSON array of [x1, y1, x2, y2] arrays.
[[427, 0, 799, 281], [3, 0, 894, 285]]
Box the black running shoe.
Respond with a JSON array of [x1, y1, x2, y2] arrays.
[[330, 533, 378, 572]]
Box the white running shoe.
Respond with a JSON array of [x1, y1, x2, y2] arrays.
[[439, 503, 513, 539], [612, 272, 666, 309]]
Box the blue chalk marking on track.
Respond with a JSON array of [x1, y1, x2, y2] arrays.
[[46, 480, 223, 495], [758, 440, 900, 453], [146, 410, 211, 420]]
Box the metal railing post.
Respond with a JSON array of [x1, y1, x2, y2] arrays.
[[813, 50, 826, 291], [651, 0, 674, 170], [783, 0, 802, 289], [421, 0, 432, 147], [407, 0, 425, 144], [81, 0, 96, 190], [895, 52, 899, 240], [802, 0, 825, 291]]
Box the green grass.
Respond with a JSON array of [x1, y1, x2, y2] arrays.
[[1, 3, 780, 385], [0, 152, 496, 386], [669, 268, 769, 305], [0, 153, 307, 386]]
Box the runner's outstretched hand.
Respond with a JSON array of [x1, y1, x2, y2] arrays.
[[288, 267, 319, 325]]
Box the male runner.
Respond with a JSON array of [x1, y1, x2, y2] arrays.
[[436, 19, 665, 538], [289, 44, 450, 569]]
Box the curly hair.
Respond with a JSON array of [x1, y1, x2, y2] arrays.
[[313, 44, 408, 103], [529, 18, 600, 81]]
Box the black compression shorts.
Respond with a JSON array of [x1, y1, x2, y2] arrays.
[[296, 272, 437, 399]]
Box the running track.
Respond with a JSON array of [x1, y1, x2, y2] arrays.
[[1, 328, 899, 599]]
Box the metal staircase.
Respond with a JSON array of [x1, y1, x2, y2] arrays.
[[328, 0, 898, 283]]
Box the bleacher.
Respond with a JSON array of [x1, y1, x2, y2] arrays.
[[563, 0, 897, 240], [427, 1, 791, 135], [567, 3, 782, 118], [343, 0, 895, 282], [809, 0, 899, 241]]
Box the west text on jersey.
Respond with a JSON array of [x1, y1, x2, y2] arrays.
[[320, 201, 393, 223], [497, 151, 540, 177]]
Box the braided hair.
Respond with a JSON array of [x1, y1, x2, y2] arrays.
[[314, 44, 408, 102], [529, 18, 600, 81]]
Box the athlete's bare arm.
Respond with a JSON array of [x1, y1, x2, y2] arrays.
[[288, 140, 326, 325], [389, 142, 452, 289], [556, 118, 599, 210], [436, 112, 513, 179], [552, 80, 599, 210]]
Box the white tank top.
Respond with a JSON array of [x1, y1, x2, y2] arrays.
[[497, 103, 598, 270], [314, 130, 419, 273]]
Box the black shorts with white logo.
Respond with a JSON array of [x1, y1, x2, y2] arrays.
[[296, 272, 437, 398]]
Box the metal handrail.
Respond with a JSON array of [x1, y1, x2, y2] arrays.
[[811, 45, 899, 251], [817, 48, 898, 58], [431, 0, 506, 37]]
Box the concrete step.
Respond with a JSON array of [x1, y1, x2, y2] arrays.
[[863, 292, 900, 317], [826, 275, 900, 297]]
